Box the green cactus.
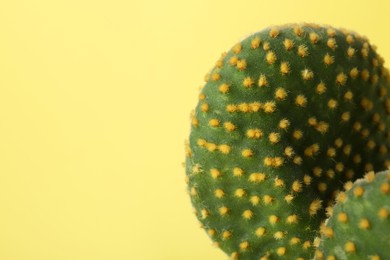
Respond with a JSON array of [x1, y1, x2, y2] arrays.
[[315, 170, 390, 260], [184, 23, 390, 259]]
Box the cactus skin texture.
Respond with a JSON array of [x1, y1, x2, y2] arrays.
[[185, 23, 390, 259], [316, 170, 390, 260]]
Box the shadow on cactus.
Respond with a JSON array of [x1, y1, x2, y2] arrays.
[[184, 23, 390, 259]]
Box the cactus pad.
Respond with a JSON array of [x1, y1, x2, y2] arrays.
[[316, 170, 390, 260], [185, 23, 390, 259]]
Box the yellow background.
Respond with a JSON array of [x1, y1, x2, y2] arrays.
[[0, 0, 389, 259]]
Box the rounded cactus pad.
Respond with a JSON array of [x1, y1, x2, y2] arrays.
[[316, 170, 390, 260], [185, 23, 390, 259]]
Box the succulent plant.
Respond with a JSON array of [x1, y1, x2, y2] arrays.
[[315, 170, 390, 260], [184, 23, 390, 259]]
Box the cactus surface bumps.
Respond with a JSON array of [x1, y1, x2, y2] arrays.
[[185, 23, 390, 259], [316, 170, 390, 260]]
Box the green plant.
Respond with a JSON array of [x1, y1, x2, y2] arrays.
[[185, 23, 390, 259], [315, 170, 390, 260]]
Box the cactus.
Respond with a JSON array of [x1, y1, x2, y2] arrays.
[[315, 170, 390, 260], [185, 23, 390, 259]]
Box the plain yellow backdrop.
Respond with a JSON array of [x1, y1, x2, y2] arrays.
[[0, 0, 389, 259]]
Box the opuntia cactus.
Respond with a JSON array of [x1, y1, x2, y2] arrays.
[[315, 170, 390, 260], [185, 23, 390, 259]]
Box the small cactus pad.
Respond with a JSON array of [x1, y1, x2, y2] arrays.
[[185, 23, 390, 259], [316, 170, 390, 260]]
